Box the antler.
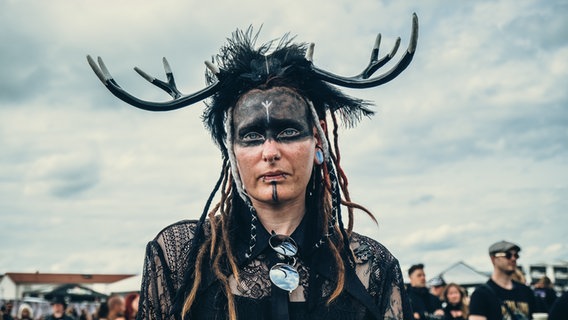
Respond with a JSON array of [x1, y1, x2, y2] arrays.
[[307, 13, 418, 89], [86, 55, 221, 111], [88, 14, 418, 111]]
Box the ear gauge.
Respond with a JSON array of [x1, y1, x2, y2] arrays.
[[314, 146, 324, 165]]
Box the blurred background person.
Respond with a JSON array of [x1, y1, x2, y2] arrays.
[[548, 290, 568, 320], [45, 297, 73, 320], [469, 240, 535, 320], [123, 293, 139, 320], [94, 301, 109, 320], [106, 296, 124, 320], [407, 263, 444, 320], [429, 276, 447, 304], [1, 301, 14, 320], [79, 308, 91, 320], [442, 283, 468, 320], [533, 276, 557, 312], [17, 303, 33, 320], [511, 268, 527, 285], [65, 306, 78, 320]]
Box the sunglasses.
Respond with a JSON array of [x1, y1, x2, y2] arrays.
[[494, 252, 519, 260], [268, 232, 300, 292]]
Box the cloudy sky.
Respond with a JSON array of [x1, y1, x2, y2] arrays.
[[1, 0, 567, 286]]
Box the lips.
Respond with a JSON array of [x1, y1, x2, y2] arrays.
[[261, 171, 287, 182]]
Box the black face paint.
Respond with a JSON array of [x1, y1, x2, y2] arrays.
[[271, 181, 278, 202], [233, 88, 312, 148]]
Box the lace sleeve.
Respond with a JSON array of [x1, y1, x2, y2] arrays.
[[137, 220, 197, 320], [379, 259, 413, 320], [352, 233, 413, 320]]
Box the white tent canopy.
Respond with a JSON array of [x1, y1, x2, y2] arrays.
[[436, 261, 489, 288], [94, 274, 142, 295]]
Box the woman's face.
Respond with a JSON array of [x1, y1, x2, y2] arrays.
[[446, 286, 462, 304], [232, 87, 316, 206], [132, 295, 140, 312]]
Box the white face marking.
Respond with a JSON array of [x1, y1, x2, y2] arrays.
[[261, 100, 272, 122]]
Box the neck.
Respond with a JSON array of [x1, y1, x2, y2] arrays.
[[491, 270, 513, 289], [252, 196, 306, 236]]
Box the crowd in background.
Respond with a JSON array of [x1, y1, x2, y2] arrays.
[[1, 260, 567, 320], [0, 292, 139, 320], [1, 275, 565, 320], [405, 263, 566, 320]]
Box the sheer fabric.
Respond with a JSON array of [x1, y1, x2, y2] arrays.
[[137, 219, 412, 320]]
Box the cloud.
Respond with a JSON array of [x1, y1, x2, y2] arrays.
[[0, 0, 567, 281], [25, 152, 101, 198]]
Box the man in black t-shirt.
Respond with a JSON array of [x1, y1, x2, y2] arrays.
[[407, 263, 444, 320], [469, 240, 535, 320]]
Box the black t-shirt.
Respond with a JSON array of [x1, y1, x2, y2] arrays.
[[469, 279, 535, 320], [548, 290, 568, 320], [406, 286, 442, 319]]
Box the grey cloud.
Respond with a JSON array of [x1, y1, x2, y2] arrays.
[[26, 152, 101, 198], [48, 169, 100, 198], [503, 2, 568, 52], [408, 194, 434, 206], [0, 46, 54, 104]]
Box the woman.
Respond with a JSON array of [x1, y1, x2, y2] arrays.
[[533, 276, 557, 312], [89, 15, 418, 320], [442, 283, 468, 320], [17, 303, 33, 320], [124, 293, 140, 320]]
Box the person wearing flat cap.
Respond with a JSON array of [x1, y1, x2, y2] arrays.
[[45, 297, 74, 320], [468, 240, 536, 320], [428, 276, 446, 303]]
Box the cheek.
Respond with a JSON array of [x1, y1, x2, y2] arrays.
[[233, 147, 256, 176]]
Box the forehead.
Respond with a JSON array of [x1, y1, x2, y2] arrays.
[[410, 269, 424, 276], [232, 87, 309, 123]]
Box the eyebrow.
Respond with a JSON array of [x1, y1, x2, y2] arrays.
[[237, 117, 308, 136]]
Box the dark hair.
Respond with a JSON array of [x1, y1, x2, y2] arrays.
[[408, 263, 424, 276], [202, 26, 372, 157]]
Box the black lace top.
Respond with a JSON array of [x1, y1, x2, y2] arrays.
[[137, 216, 412, 320]]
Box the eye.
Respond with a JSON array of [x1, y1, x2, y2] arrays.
[[242, 132, 264, 141], [277, 128, 300, 139]]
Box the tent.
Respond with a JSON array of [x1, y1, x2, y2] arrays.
[[104, 274, 142, 295], [435, 261, 489, 290], [43, 283, 108, 302]]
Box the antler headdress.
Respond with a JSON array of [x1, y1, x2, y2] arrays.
[[87, 14, 418, 155], [93, 16, 420, 318]]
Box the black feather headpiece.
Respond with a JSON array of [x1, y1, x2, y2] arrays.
[[203, 27, 373, 156]]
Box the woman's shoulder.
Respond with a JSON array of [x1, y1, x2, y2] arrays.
[[349, 232, 406, 300], [349, 231, 399, 266], [150, 219, 203, 258], [153, 219, 199, 242], [147, 219, 206, 276]]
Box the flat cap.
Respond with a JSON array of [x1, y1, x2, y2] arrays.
[[428, 276, 446, 287], [488, 240, 521, 255]]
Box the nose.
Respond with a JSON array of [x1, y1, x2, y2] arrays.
[[262, 139, 281, 163]]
